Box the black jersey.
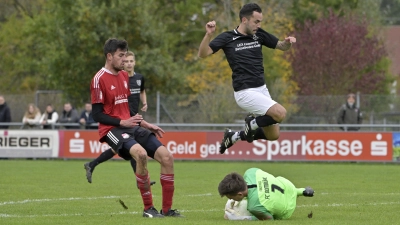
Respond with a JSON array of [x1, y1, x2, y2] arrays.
[[209, 28, 279, 91], [128, 72, 145, 115]]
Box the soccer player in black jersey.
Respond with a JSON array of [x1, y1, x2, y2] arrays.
[[198, 3, 296, 154], [125, 51, 148, 115]]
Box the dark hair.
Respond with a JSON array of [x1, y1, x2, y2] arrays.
[[103, 38, 128, 58], [218, 172, 247, 197], [347, 93, 355, 98], [239, 3, 262, 22]]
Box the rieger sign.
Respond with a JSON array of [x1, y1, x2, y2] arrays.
[[0, 130, 59, 158], [161, 131, 392, 161]]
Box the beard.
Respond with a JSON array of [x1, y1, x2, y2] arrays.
[[112, 63, 123, 72], [245, 24, 256, 35]]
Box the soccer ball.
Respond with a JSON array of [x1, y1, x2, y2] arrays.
[[224, 199, 252, 219]]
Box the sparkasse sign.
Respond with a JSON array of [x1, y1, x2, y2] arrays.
[[58, 130, 393, 162]]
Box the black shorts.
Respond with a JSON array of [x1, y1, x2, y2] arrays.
[[104, 126, 163, 160]]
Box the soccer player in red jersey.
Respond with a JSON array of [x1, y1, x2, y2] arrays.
[[88, 38, 182, 218], [84, 50, 155, 187]]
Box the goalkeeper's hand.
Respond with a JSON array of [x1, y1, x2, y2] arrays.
[[224, 208, 252, 221]]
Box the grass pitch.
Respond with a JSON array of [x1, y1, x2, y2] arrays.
[[0, 160, 399, 225]]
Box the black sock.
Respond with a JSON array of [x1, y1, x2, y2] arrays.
[[239, 131, 246, 140], [255, 115, 278, 127], [130, 158, 137, 173], [253, 128, 267, 140], [90, 148, 115, 167]]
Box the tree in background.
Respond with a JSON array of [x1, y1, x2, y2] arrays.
[[0, 0, 395, 124], [290, 12, 391, 96], [381, 0, 400, 25], [288, 11, 392, 123], [27, 0, 199, 105], [0, 0, 208, 105], [289, 0, 358, 25], [0, 0, 47, 93]]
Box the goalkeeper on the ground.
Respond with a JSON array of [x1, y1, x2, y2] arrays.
[[218, 168, 314, 220]]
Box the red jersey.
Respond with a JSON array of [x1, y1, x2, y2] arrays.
[[91, 68, 131, 140]]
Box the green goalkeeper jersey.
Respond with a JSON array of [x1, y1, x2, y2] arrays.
[[244, 168, 299, 220]]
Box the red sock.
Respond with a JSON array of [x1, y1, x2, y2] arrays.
[[136, 173, 153, 210], [160, 174, 174, 213]]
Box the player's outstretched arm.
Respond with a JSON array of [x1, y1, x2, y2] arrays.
[[276, 36, 296, 51], [140, 120, 165, 138], [250, 210, 274, 220], [198, 20, 216, 58]]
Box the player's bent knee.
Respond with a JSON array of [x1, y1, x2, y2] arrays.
[[279, 109, 287, 122], [157, 147, 174, 168], [161, 153, 174, 168], [268, 104, 287, 123], [267, 132, 280, 140], [130, 145, 147, 162], [274, 107, 287, 123], [137, 153, 148, 165]]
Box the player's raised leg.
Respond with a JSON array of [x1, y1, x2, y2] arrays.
[[246, 103, 286, 141], [220, 109, 284, 154], [84, 148, 115, 183], [220, 114, 255, 154]]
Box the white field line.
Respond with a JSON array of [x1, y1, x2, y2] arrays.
[[297, 201, 400, 208], [2, 201, 400, 218], [0, 193, 213, 207], [1, 193, 400, 218], [0, 209, 221, 218], [1, 192, 396, 206], [0, 195, 127, 206], [319, 192, 400, 195]]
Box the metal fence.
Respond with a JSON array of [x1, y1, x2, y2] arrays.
[[2, 91, 400, 131]]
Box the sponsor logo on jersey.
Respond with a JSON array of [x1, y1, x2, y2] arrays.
[[232, 36, 240, 40], [252, 34, 259, 40], [111, 85, 116, 90]]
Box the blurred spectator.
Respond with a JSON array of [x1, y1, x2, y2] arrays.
[[0, 95, 11, 129], [39, 104, 59, 129], [79, 103, 97, 129], [59, 102, 79, 129], [22, 103, 41, 129], [337, 93, 363, 131]]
